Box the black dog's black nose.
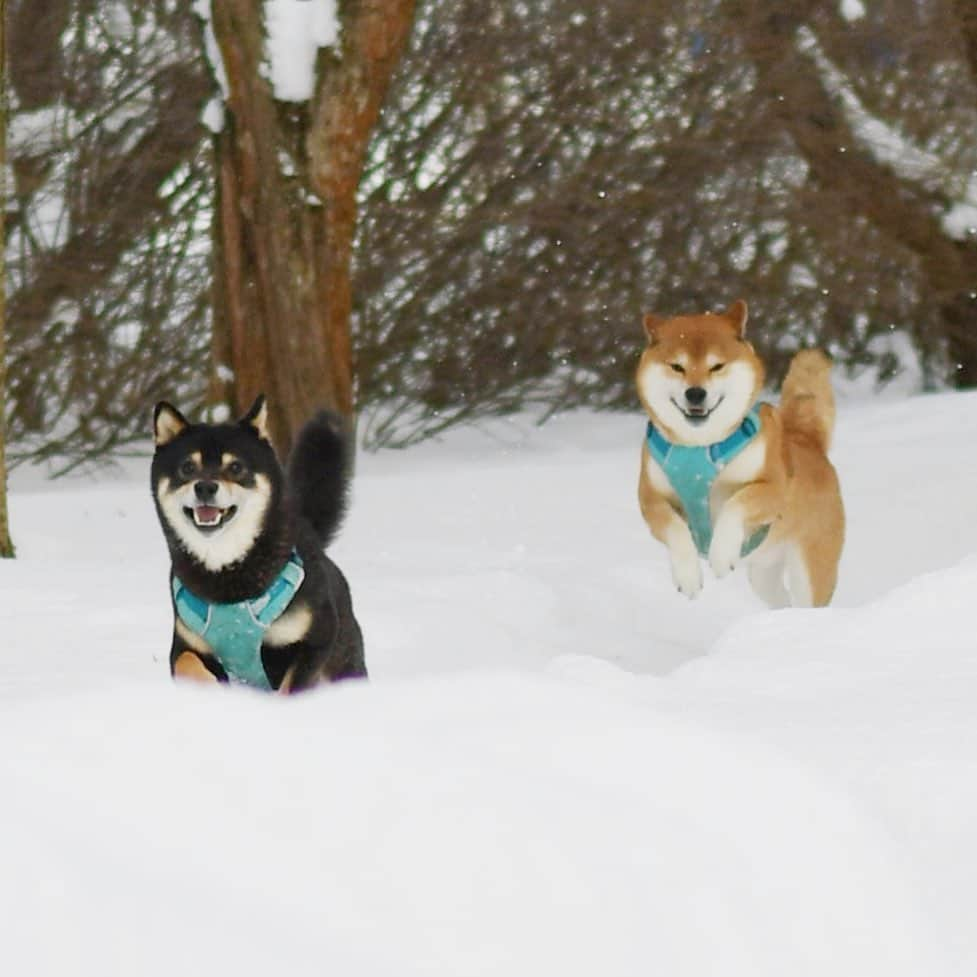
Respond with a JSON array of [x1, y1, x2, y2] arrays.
[[194, 480, 219, 502], [685, 386, 707, 406]]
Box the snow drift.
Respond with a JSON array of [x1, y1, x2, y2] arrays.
[[2, 391, 977, 974]]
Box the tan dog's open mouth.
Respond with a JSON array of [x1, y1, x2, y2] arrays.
[[672, 395, 724, 425]]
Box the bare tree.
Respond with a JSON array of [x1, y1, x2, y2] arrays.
[[6, 0, 212, 468], [6, 0, 977, 466], [352, 0, 977, 446], [729, 0, 977, 383], [0, 0, 14, 557], [206, 0, 417, 454]]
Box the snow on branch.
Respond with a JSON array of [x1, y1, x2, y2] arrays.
[[263, 0, 340, 102], [839, 0, 867, 23], [798, 26, 977, 241], [193, 0, 339, 124], [192, 0, 230, 98], [193, 1, 340, 112]]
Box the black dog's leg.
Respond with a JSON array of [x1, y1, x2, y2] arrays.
[[169, 633, 228, 684]]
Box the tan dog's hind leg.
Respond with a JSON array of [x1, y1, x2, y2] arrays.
[[748, 559, 791, 609], [173, 651, 219, 684], [788, 541, 839, 608], [782, 548, 812, 607]]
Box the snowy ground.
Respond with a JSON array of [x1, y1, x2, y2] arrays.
[[2, 390, 977, 975]]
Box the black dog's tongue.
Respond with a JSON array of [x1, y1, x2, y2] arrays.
[[194, 505, 223, 526]]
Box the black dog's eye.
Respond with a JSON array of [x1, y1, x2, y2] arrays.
[[178, 459, 197, 479], [710, 363, 725, 373], [670, 363, 686, 375], [225, 460, 245, 478]]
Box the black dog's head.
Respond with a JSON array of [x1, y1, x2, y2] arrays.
[[151, 396, 283, 571]]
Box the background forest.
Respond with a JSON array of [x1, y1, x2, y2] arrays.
[[7, 0, 977, 465]]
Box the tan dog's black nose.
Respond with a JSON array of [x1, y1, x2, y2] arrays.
[[685, 386, 707, 407]]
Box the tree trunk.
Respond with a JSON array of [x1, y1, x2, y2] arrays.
[[209, 0, 416, 455], [0, 0, 15, 558]]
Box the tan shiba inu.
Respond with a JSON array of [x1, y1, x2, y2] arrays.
[[635, 299, 844, 607]]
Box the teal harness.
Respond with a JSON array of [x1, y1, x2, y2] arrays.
[[172, 552, 305, 690], [646, 407, 770, 557]]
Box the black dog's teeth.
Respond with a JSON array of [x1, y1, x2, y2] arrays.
[[182, 505, 237, 531]]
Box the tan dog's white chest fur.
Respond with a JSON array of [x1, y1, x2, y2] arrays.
[[635, 300, 844, 607]]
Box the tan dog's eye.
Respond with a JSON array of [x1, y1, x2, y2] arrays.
[[670, 363, 685, 375], [710, 363, 725, 373]]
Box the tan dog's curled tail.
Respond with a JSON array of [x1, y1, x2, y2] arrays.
[[779, 349, 836, 453]]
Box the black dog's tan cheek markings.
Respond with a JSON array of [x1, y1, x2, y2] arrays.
[[175, 451, 203, 483], [175, 616, 212, 654], [173, 651, 219, 683], [220, 453, 255, 486]]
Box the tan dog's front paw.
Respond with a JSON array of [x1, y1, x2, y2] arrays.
[[668, 529, 703, 598], [709, 510, 745, 578]]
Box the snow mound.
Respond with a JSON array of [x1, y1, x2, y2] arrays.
[[5, 394, 977, 974], [0, 673, 943, 976]]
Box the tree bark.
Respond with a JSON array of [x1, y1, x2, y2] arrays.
[[0, 0, 15, 558], [209, 0, 416, 455]]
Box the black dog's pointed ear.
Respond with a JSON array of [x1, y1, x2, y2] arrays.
[[240, 394, 271, 442], [154, 402, 189, 447]]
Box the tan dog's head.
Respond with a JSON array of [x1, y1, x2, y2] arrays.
[[636, 299, 765, 445]]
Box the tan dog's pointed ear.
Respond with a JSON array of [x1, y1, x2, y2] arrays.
[[240, 394, 271, 442], [726, 299, 749, 337], [154, 402, 189, 447], [642, 313, 664, 343]]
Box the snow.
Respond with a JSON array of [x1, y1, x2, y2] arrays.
[[840, 0, 867, 22], [201, 96, 226, 134], [3, 391, 977, 975], [942, 194, 977, 240], [263, 0, 340, 102], [192, 0, 230, 98], [8, 106, 71, 154], [192, 0, 339, 111]]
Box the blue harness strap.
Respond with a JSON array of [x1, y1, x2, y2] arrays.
[[646, 407, 770, 557], [172, 552, 305, 690]]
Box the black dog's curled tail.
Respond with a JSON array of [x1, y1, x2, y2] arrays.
[[287, 410, 354, 549]]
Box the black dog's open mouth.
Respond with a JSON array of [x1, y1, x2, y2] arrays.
[[183, 504, 238, 534], [671, 396, 724, 426]]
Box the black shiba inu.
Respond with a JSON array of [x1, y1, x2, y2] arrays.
[[151, 395, 366, 692]]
